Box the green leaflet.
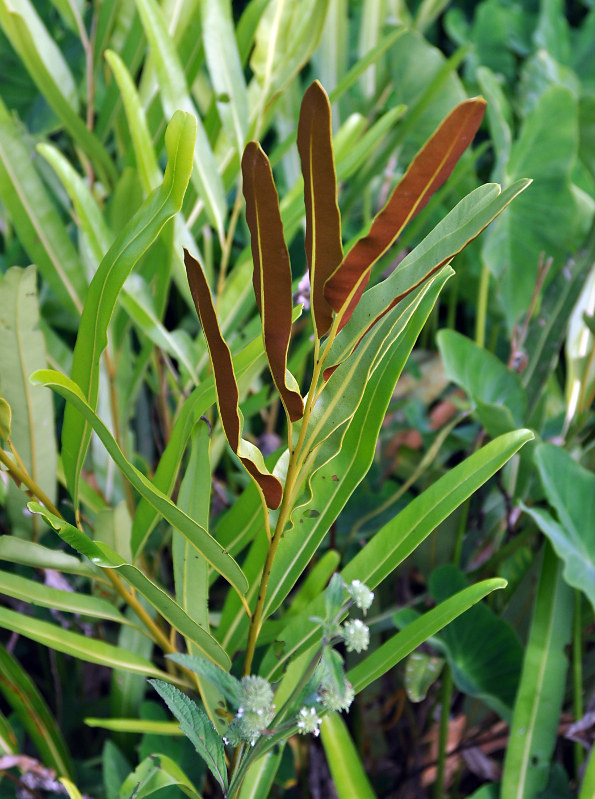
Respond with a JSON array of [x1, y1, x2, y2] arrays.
[[31, 369, 248, 598], [28, 503, 230, 671], [61, 110, 196, 507]]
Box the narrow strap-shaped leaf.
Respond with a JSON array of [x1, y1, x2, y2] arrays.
[[131, 333, 266, 557], [0, 1, 116, 187], [324, 179, 532, 377], [0, 605, 172, 681], [31, 369, 249, 597], [324, 97, 487, 329], [0, 644, 74, 777], [29, 503, 231, 671], [135, 0, 227, 240], [184, 249, 283, 509], [242, 143, 304, 422], [0, 99, 87, 315], [297, 81, 343, 338], [62, 110, 196, 506], [347, 579, 506, 693], [0, 570, 129, 626]]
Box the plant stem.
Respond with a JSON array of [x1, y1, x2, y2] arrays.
[[573, 590, 585, 773], [242, 327, 334, 676], [475, 263, 489, 348], [434, 663, 454, 799], [0, 448, 61, 518]]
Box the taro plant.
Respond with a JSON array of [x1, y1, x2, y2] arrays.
[[0, 80, 534, 796]]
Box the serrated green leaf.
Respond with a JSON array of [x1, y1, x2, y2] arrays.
[[167, 654, 242, 707], [150, 680, 227, 794]]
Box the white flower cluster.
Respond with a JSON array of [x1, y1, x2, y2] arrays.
[[223, 676, 275, 747], [346, 579, 374, 613], [341, 618, 370, 653], [296, 706, 323, 737]]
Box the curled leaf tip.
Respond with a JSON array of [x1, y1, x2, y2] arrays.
[[184, 248, 284, 508]]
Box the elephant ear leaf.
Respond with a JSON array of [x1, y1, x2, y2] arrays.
[[184, 249, 283, 509], [297, 80, 344, 339], [241, 142, 304, 423], [324, 97, 487, 330]]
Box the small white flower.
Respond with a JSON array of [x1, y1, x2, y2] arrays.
[[341, 618, 370, 652], [296, 706, 322, 736], [346, 579, 374, 613]]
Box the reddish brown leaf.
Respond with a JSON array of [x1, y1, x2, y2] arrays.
[[241, 142, 304, 422], [297, 80, 344, 338], [184, 249, 283, 509], [324, 97, 487, 330]]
